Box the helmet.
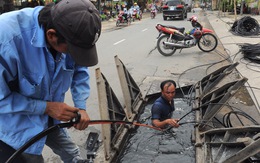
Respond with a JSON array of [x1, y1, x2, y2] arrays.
[[193, 29, 202, 38], [134, 2, 137, 5], [189, 16, 197, 22]]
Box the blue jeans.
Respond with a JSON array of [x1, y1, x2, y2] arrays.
[[45, 128, 85, 163], [21, 128, 85, 162]]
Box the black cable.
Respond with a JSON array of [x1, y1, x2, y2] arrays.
[[177, 59, 226, 103], [230, 59, 260, 111], [163, 120, 216, 132], [176, 47, 239, 104], [192, 101, 260, 129], [178, 121, 215, 128], [239, 43, 260, 63], [6, 114, 81, 163], [223, 111, 259, 128], [178, 109, 195, 122], [230, 16, 260, 36], [197, 102, 259, 128]]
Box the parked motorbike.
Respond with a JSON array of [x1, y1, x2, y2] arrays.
[[150, 9, 156, 19], [155, 18, 218, 56], [116, 11, 131, 27], [132, 9, 142, 21]]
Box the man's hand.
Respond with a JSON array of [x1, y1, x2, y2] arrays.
[[166, 118, 179, 128], [45, 102, 79, 121], [73, 109, 90, 130], [152, 118, 180, 128]]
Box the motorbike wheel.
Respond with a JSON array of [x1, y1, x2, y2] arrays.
[[139, 13, 142, 20], [128, 18, 131, 25], [198, 33, 218, 52], [116, 20, 120, 27], [151, 13, 155, 19], [157, 35, 177, 56]]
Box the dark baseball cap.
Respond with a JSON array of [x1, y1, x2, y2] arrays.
[[51, 0, 101, 66]]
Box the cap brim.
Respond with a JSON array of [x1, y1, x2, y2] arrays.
[[68, 43, 98, 67]]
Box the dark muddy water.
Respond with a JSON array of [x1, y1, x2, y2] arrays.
[[116, 98, 195, 163]]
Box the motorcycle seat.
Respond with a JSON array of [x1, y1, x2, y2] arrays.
[[158, 24, 185, 33]]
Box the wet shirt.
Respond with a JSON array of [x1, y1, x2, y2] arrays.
[[151, 96, 175, 121], [0, 7, 90, 155]]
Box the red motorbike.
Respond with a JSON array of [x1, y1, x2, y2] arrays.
[[132, 9, 142, 21], [116, 11, 131, 27], [155, 17, 218, 56], [150, 9, 156, 19]]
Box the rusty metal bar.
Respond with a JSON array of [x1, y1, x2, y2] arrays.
[[213, 131, 231, 162], [200, 125, 260, 135], [199, 126, 260, 163], [95, 68, 129, 161], [96, 68, 112, 160], [114, 55, 143, 120], [95, 56, 146, 162], [198, 78, 248, 130], [200, 62, 239, 97], [222, 138, 260, 163]]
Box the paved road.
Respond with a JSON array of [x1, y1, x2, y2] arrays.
[[101, 11, 152, 31]]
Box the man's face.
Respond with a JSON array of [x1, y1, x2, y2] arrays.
[[46, 29, 69, 54], [51, 42, 68, 54], [162, 83, 176, 102]]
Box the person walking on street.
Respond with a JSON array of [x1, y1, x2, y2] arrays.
[[151, 80, 180, 129], [0, 0, 101, 162]]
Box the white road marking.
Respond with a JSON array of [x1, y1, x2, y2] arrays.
[[142, 28, 148, 32], [113, 39, 126, 45]]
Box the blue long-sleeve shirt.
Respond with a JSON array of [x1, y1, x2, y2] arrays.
[[0, 7, 90, 154]]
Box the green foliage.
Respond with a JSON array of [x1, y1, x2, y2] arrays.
[[147, 0, 153, 4], [226, 4, 234, 12], [100, 14, 107, 21]]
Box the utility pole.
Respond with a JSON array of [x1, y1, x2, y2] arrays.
[[240, 0, 244, 15], [233, 0, 237, 20], [97, 0, 101, 13]]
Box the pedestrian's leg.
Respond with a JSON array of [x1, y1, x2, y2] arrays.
[[45, 129, 85, 163]]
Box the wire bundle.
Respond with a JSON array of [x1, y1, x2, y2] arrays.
[[239, 43, 260, 63], [223, 111, 259, 128], [230, 16, 260, 36]]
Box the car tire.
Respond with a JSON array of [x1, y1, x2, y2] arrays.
[[181, 13, 185, 20], [163, 16, 167, 20]]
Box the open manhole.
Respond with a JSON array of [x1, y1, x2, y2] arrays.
[[116, 97, 195, 163]]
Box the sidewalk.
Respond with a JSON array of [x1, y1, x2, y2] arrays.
[[206, 10, 260, 112]]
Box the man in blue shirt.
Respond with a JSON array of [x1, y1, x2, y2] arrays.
[[0, 0, 101, 162], [151, 80, 180, 129]]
